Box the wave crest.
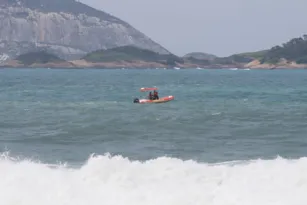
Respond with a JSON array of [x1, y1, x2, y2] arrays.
[[1, 152, 307, 205]]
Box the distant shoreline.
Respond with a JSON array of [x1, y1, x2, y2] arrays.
[[2, 45, 307, 70], [1, 65, 306, 70]]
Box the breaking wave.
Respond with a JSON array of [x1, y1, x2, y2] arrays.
[[0, 152, 306, 205]]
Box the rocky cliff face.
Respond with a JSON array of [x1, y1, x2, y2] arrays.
[[0, 0, 170, 61]]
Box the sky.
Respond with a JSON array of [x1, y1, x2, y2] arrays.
[[82, 0, 307, 57]]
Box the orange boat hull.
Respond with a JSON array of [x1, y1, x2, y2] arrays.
[[138, 96, 174, 104]]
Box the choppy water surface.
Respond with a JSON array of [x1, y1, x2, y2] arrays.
[[1, 68, 307, 205]]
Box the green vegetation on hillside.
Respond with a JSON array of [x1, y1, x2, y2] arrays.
[[183, 52, 217, 61], [213, 54, 254, 65], [13, 34, 307, 68], [261, 35, 307, 64], [237, 50, 268, 60], [183, 50, 267, 65], [83, 46, 183, 66], [182, 35, 307, 66], [183, 57, 211, 66], [15, 51, 65, 65]]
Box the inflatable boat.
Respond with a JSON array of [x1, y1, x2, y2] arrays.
[[134, 95, 174, 104], [133, 87, 174, 104]]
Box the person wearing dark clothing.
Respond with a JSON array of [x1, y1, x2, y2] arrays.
[[153, 90, 159, 100], [148, 91, 153, 100]]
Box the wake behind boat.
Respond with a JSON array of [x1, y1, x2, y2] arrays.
[[133, 87, 174, 104]]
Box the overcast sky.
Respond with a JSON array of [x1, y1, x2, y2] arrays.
[[82, 0, 307, 57]]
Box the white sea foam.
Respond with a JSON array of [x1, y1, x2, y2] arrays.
[[0, 152, 307, 205]]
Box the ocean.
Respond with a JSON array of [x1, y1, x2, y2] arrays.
[[0, 68, 307, 204]]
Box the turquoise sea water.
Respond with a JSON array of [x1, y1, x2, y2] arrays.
[[2, 68, 307, 205], [1, 68, 307, 164]]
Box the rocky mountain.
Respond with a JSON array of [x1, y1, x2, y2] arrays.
[[0, 0, 170, 61]]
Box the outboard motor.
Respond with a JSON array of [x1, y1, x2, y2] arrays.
[[133, 98, 140, 103]]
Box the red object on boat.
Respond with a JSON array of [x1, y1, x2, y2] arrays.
[[140, 87, 158, 92], [138, 95, 174, 104]]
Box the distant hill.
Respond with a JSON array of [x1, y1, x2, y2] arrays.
[[4, 34, 307, 69], [15, 50, 65, 65], [0, 49, 75, 67], [181, 52, 256, 66], [260, 35, 307, 64], [82, 46, 184, 66], [236, 50, 268, 60], [183, 52, 217, 61], [212, 54, 255, 65], [0, 0, 170, 61], [230, 34, 307, 66]]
